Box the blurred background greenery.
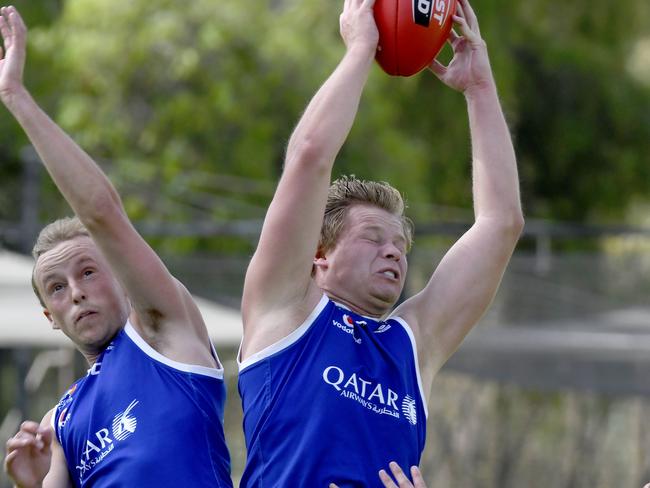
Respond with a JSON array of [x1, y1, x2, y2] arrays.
[[1, 0, 649, 486]]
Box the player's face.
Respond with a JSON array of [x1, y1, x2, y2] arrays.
[[34, 236, 130, 355], [315, 204, 408, 316]]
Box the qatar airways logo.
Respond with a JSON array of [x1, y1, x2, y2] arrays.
[[75, 399, 139, 480], [322, 366, 417, 424]]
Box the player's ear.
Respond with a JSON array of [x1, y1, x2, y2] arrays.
[[313, 247, 329, 270], [43, 309, 59, 330]]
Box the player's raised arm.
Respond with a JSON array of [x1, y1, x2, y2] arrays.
[[0, 6, 211, 365], [241, 0, 379, 358], [395, 0, 524, 388]]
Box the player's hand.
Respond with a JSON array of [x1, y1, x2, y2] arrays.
[[340, 0, 379, 54], [4, 421, 53, 488], [329, 462, 428, 488], [428, 0, 493, 94], [0, 5, 27, 104], [378, 462, 428, 488]]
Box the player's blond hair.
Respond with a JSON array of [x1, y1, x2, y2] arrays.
[[319, 175, 414, 254], [31, 216, 90, 307]]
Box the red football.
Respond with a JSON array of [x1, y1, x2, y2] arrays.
[[374, 0, 457, 77]]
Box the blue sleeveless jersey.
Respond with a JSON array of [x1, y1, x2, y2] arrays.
[[238, 295, 428, 487], [53, 322, 232, 487]]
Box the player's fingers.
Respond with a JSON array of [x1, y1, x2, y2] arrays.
[[455, 0, 481, 39], [0, 10, 11, 42], [453, 13, 480, 45], [38, 427, 54, 448], [411, 466, 427, 488], [19, 421, 41, 434], [12, 9, 27, 37], [6, 434, 36, 452], [389, 462, 411, 486], [451, 14, 470, 39], [458, 0, 479, 32], [454, 1, 466, 22], [4, 448, 20, 468], [379, 469, 399, 488], [428, 58, 447, 78], [447, 26, 465, 50]]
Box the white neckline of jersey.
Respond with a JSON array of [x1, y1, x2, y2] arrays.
[[237, 294, 330, 372], [330, 299, 386, 323], [124, 321, 224, 379]]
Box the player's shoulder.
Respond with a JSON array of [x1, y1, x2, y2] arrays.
[[41, 408, 56, 428]]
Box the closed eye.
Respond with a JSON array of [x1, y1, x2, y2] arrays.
[[360, 232, 381, 244]]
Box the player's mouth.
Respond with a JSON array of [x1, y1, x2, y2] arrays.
[[378, 268, 399, 281], [75, 310, 97, 323]]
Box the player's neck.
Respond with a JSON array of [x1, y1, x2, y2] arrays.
[[322, 289, 388, 319]]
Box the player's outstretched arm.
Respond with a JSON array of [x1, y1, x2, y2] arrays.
[[0, 6, 212, 365], [4, 413, 72, 488], [395, 0, 524, 390], [241, 0, 379, 358]]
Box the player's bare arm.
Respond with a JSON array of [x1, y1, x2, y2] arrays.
[[240, 0, 379, 360], [393, 0, 524, 393], [0, 6, 213, 367]]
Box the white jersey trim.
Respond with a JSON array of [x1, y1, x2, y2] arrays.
[[390, 317, 429, 419], [238, 294, 330, 372], [124, 321, 224, 380]]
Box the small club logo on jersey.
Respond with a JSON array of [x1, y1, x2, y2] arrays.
[[374, 323, 392, 334], [57, 408, 70, 429], [56, 383, 78, 410], [74, 399, 139, 481], [413, 0, 449, 27], [402, 395, 418, 425]]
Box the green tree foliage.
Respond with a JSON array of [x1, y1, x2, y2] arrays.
[[0, 0, 63, 224], [3, 0, 650, 242], [506, 0, 650, 221]]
